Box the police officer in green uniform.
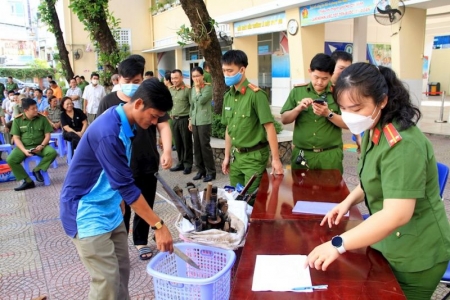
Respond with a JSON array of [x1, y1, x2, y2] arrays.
[[169, 69, 193, 174], [188, 66, 215, 182], [221, 50, 283, 199], [306, 63, 450, 300], [202, 61, 213, 84], [7, 98, 57, 191], [281, 53, 347, 174]]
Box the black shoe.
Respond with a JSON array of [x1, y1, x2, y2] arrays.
[[14, 180, 36, 191], [183, 168, 192, 175], [192, 172, 205, 180], [203, 174, 216, 182], [170, 165, 184, 172], [33, 170, 44, 182]]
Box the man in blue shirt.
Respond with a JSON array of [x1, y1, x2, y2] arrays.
[[60, 79, 174, 300]]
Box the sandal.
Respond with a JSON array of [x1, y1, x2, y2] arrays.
[[137, 246, 153, 261]]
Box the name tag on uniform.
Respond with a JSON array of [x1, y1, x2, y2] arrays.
[[225, 107, 231, 111]]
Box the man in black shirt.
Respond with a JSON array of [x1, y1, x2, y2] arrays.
[[97, 56, 173, 260]]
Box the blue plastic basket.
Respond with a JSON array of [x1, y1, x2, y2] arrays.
[[147, 243, 236, 300]]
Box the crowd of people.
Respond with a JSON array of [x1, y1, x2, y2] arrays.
[[0, 49, 449, 300]]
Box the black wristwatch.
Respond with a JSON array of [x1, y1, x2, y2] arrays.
[[151, 220, 164, 230], [327, 112, 334, 119]]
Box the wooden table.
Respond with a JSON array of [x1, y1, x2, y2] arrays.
[[251, 169, 361, 221], [230, 169, 406, 299]]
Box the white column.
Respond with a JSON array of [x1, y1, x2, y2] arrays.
[[353, 16, 368, 63]]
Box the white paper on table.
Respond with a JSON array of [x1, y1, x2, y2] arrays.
[[292, 201, 349, 217], [251, 255, 313, 292]]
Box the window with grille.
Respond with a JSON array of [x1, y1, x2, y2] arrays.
[[115, 29, 132, 51]]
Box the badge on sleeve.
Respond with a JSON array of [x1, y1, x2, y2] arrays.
[[383, 123, 402, 147]]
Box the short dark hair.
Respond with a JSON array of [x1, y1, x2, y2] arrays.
[[331, 50, 353, 64], [164, 71, 172, 84], [118, 58, 145, 79], [171, 69, 182, 76], [145, 71, 154, 76], [60, 96, 72, 112], [22, 98, 37, 110], [335, 63, 421, 130], [35, 88, 42, 94], [203, 61, 209, 69], [221, 50, 248, 68], [8, 76, 13, 79], [80, 76, 85, 80], [48, 95, 57, 105], [131, 78, 173, 112], [50, 80, 57, 85], [73, 75, 80, 79], [47, 75, 53, 80], [8, 90, 15, 94], [126, 54, 146, 65], [70, 78, 77, 83], [191, 66, 204, 75], [310, 53, 335, 75], [90, 73, 99, 79]]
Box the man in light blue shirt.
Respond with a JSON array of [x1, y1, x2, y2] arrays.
[[60, 79, 174, 299], [33, 89, 48, 113]]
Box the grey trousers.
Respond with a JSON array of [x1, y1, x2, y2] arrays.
[[87, 113, 97, 125], [192, 124, 216, 175], [72, 222, 130, 300]]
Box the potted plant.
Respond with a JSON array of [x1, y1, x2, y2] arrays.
[[163, 0, 171, 10]]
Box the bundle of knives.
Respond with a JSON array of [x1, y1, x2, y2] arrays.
[[155, 172, 238, 233]]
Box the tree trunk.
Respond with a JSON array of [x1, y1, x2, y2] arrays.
[[44, 0, 74, 81], [179, 0, 226, 114], [90, 12, 119, 76]]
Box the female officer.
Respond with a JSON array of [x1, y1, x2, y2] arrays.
[[188, 66, 215, 182], [305, 62, 450, 299]]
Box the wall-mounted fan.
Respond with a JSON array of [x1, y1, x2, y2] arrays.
[[374, 0, 405, 25]]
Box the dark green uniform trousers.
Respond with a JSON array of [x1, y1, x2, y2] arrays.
[[172, 117, 193, 168], [192, 124, 215, 176], [290, 146, 343, 174], [7, 146, 57, 181], [230, 146, 269, 195], [393, 260, 448, 300]]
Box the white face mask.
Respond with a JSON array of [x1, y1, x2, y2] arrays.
[[341, 106, 381, 135], [9, 96, 14, 101], [91, 79, 99, 85]]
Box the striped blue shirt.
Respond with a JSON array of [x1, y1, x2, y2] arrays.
[[60, 105, 141, 238]]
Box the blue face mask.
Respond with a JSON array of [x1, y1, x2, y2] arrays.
[[224, 70, 243, 86], [121, 84, 140, 97]]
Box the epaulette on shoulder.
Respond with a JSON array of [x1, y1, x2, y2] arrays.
[[15, 113, 23, 119], [294, 83, 309, 88], [204, 82, 211, 85], [185, 85, 191, 89], [248, 83, 260, 92], [382, 123, 402, 147], [38, 112, 47, 117], [169, 85, 175, 89]]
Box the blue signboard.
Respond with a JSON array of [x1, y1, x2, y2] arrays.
[[301, 0, 375, 26]]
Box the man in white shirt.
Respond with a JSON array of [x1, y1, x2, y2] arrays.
[[2, 90, 14, 122], [66, 78, 83, 109], [82, 73, 106, 124]]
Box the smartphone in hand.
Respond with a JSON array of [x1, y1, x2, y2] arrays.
[[28, 148, 36, 153], [313, 99, 326, 105]]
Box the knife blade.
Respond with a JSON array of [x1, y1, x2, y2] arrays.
[[173, 246, 200, 269]]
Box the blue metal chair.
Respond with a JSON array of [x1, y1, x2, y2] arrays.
[[437, 162, 449, 200]]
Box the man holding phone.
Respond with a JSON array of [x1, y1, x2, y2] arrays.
[[280, 53, 347, 174], [7, 98, 57, 191]]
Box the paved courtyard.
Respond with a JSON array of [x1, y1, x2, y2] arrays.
[[1, 100, 449, 299]]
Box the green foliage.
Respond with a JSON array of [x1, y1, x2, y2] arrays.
[[211, 113, 226, 139], [38, 0, 57, 34], [69, 0, 124, 86], [0, 68, 54, 79], [27, 59, 50, 69], [274, 119, 283, 134], [211, 113, 283, 139], [176, 16, 218, 47]]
